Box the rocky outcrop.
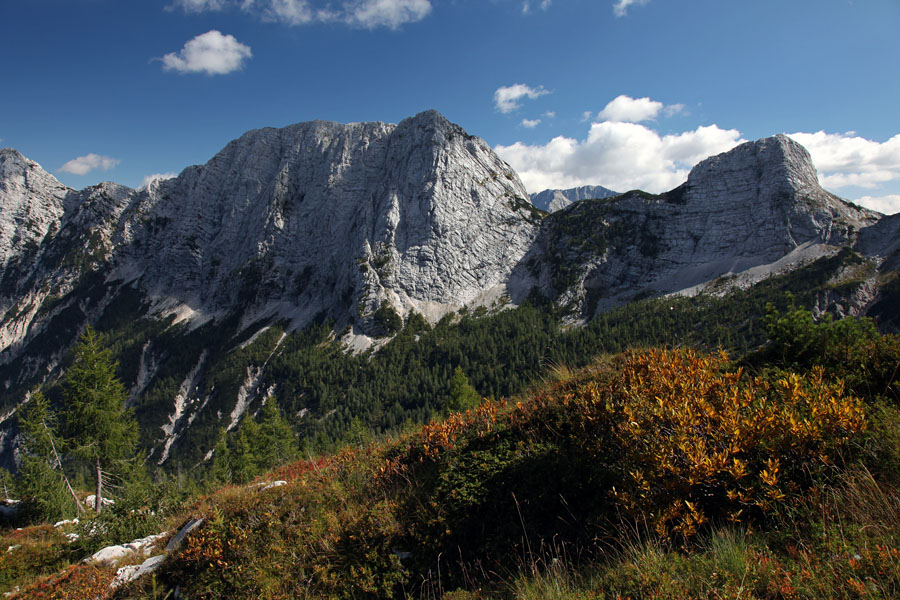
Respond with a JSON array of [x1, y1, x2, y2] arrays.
[[519, 135, 881, 316], [529, 184, 618, 212], [114, 111, 538, 331]]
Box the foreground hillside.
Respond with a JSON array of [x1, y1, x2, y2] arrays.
[[4, 307, 899, 599]]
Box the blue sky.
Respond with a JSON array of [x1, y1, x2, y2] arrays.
[[2, 0, 899, 213]]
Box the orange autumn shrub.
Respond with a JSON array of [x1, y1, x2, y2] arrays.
[[15, 563, 116, 600], [570, 349, 867, 541]]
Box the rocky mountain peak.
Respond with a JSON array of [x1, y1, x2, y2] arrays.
[[685, 134, 822, 204], [98, 110, 539, 334], [0, 148, 28, 171], [530, 185, 618, 212], [0, 149, 71, 273]]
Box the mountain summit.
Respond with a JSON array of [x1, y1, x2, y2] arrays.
[[0, 116, 895, 466], [0, 111, 540, 363], [518, 135, 880, 316], [115, 110, 540, 333]]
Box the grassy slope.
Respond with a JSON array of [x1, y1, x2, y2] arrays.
[[4, 249, 900, 598], [7, 323, 899, 599]]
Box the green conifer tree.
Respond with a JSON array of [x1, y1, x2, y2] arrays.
[[255, 397, 298, 470], [210, 427, 233, 484], [447, 366, 481, 412], [15, 392, 77, 521], [62, 327, 138, 513], [231, 418, 261, 484]]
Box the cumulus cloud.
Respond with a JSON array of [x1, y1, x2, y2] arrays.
[[496, 120, 743, 194], [58, 154, 120, 176], [521, 118, 541, 128], [786, 131, 900, 190], [494, 83, 550, 114], [141, 172, 179, 188], [177, 0, 431, 28], [597, 95, 676, 123], [853, 195, 900, 215], [613, 0, 650, 17], [161, 30, 252, 75], [543, 111, 556, 119]]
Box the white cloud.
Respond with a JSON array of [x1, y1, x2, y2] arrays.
[[177, 0, 431, 28], [161, 30, 252, 75], [597, 95, 664, 123], [521, 118, 541, 128], [664, 103, 686, 117], [786, 131, 900, 190], [259, 0, 316, 24], [496, 120, 743, 194], [168, 0, 227, 12], [581, 111, 593, 122], [613, 0, 650, 17], [494, 83, 550, 114], [141, 172, 179, 188], [521, 0, 550, 14], [853, 195, 900, 215], [58, 154, 120, 176], [543, 111, 556, 119], [345, 0, 432, 29]]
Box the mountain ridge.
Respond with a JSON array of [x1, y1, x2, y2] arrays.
[[529, 184, 618, 212], [1, 112, 897, 468]]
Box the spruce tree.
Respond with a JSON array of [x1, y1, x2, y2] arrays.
[[447, 366, 480, 412], [62, 327, 138, 513], [255, 397, 298, 469], [15, 392, 78, 521], [210, 428, 233, 484]]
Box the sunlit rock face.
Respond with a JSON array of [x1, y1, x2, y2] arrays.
[[0, 111, 540, 370], [518, 135, 880, 316], [530, 185, 618, 212]]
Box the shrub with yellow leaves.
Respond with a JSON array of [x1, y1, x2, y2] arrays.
[[570, 349, 866, 541]]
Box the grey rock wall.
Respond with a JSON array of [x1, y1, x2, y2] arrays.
[[529, 184, 618, 212]]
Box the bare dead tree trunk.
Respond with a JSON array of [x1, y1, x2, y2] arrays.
[[43, 419, 85, 514], [95, 457, 102, 515]]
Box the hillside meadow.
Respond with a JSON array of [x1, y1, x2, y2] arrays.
[[3, 303, 900, 599]]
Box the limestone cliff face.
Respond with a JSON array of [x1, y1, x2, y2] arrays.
[[0, 149, 135, 364], [529, 184, 618, 213], [116, 110, 539, 330], [520, 135, 880, 316], [0, 111, 540, 378]]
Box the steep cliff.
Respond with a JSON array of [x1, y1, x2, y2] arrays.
[[519, 135, 881, 316], [0, 111, 540, 377]]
